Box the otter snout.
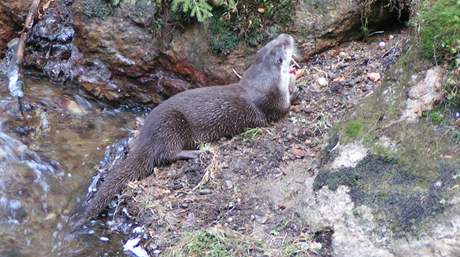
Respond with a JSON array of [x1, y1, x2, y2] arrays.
[[276, 34, 295, 48]]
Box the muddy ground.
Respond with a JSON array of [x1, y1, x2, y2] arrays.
[[87, 28, 411, 256]]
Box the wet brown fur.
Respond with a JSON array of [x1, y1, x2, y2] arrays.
[[84, 34, 297, 219]]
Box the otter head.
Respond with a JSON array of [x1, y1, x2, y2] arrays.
[[243, 34, 297, 104], [254, 33, 296, 74]]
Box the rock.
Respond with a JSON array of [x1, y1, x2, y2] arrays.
[[339, 51, 349, 59], [329, 142, 368, 169], [291, 147, 307, 158], [367, 72, 381, 82], [294, 0, 407, 58], [312, 48, 460, 257], [379, 41, 386, 48], [0, 0, 35, 57], [61, 97, 87, 115], [402, 67, 445, 122], [4, 0, 409, 105], [124, 237, 149, 257], [303, 178, 394, 257], [317, 77, 328, 87], [70, 0, 231, 104], [25, 0, 76, 83]]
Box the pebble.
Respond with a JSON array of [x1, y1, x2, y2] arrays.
[[389, 35, 394, 40], [317, 77, 328, 86], [198, 188, 212, 195], [367, 72, 381, 82], [379, 41, 386, 48], [100, 236, 110, 242], [339, 51, 349, 59]]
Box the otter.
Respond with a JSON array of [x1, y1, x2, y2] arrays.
[[83, 34, 299, 219]]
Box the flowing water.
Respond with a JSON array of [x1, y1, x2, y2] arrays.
[[0, 76, 139, 256]]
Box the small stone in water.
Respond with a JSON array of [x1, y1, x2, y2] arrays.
[[124, 237, 149, 257], [133, 226, 144, 234], [100, 236, 110, 242], [64, 99, 86, 115], [379, 41, 386, 48], [389, 35, 394, 40]]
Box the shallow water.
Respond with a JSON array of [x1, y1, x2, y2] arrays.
[[0, 77, 138, 256]]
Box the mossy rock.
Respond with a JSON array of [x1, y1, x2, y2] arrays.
[[81, 0, 114, 19], [316, 45, 460, 236], [315, 155, 458, 234]]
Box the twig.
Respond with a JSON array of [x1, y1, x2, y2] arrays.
[[232, 68, 242, 79], [312, 66, 328, 78], [291, 58, 301, 68], [10, 0, 41, 115], [369, 30, 385, 36]]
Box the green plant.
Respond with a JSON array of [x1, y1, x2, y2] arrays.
[[419, 0, 460, 62], [345, 120, 363, 139], [429, 111, 444, 124], [209, 16, 239, 55], [242, 127, 262, 140], [82, 0, 114, 19], [184, 231, 231, 257], [171, 0, 213, 22], [444, 76, 460, 108], [207, 0, 293, 55]]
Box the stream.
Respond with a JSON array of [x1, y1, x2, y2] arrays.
[[0, 75, 139, 256]]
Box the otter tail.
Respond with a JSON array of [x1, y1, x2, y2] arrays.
[[83, 150, 154, 220]]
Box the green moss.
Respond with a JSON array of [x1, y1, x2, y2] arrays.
[[82, 0, 114, 19], [444, 73, 460, 108], [207, 0, 293, 55], [209, 17, 240, 55], [419, 0, 460, 61], [426, 110, 445, 124], [183, 231, 231, 257], [164, 228, 268, 257], [345, 120, 363, 139], [370, 143, 394, 160]]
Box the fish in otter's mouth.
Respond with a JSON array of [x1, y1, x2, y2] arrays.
[[289, 58, 302, 75]]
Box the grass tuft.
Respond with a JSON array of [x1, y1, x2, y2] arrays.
[[419, 0, 460, 62]]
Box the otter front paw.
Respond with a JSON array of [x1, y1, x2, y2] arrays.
[[290, 88, 301, 104], [289, 74, 301, 104]]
